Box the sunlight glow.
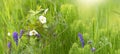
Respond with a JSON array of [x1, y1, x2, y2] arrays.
[[80, 0, 105, 6]]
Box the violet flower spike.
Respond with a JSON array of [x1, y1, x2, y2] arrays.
[[7, 42, 11, 48], [91, 47, 96, 52], [78, 33, 84, 48], [13, 32, 18, 45], [19, 29, 24, 38]]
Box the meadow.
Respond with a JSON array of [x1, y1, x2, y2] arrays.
[[0, 0, 120, 54]]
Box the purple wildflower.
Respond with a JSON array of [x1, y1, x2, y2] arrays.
[[13, 32, 18, 45], [78, 33, 84, 48], [91, 47, 96, 52], [19, 29, 24, 38], [7, 42, 11, 48]]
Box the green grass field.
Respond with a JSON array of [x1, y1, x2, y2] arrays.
[[0, 0, 120, 54]]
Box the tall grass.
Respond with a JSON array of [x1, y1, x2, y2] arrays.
[[0, 0, 120, 54]]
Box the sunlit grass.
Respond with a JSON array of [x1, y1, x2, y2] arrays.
[[0, 0, 120, 54]]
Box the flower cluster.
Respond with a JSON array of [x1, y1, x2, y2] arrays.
[[7, 8, 48, 49], [78, 33, 96, 52]]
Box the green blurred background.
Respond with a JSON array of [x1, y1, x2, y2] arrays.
[[0, 0, 120, 54]]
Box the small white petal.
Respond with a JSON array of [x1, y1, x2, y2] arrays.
[[44, 8, 48, 14], [39, 16, 47, 24], [29, 31, 33, 36], [8, 32, 10, 36], [29, 30, 38, 36], [32, 30, 38, 35]]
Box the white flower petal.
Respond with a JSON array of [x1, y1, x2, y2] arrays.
[[44, 8, 48, 14], [29, 30, 38, 36], [39, 16, 47, 24], [8, 32, 10, 36]]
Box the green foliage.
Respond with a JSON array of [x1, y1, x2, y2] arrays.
[[0, 0, 120, 54], [69, 43, 91, 54]]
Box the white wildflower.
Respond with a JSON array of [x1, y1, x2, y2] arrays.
[[39, 16, 47, 24], [29, 30, 38, 36], [8, 32, 11, 36]]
